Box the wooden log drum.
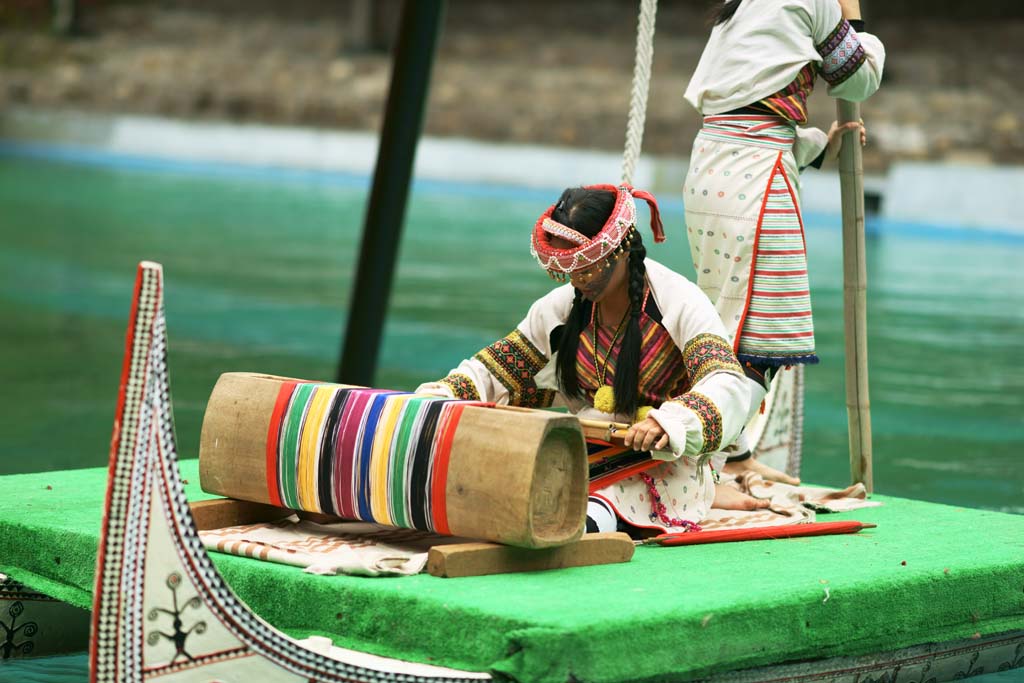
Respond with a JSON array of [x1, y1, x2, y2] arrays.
[[199, 373, 588, 549]]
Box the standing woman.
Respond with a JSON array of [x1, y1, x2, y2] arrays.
[[684, 0, 883, 370], [682, 0, 885, 470]]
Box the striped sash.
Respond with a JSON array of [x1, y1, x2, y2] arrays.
[[697, 115, 796, 150]]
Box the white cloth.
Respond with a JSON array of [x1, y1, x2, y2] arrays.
[[684, 0, 886, 114]]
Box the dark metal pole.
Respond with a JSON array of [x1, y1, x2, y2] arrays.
[[337, 0, 445, 385]]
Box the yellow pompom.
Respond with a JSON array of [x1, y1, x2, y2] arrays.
[[593, 385, 616, 414], [635, 405, 654, 423]]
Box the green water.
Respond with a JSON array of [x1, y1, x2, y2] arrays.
[[0, 155, 1021, 514]]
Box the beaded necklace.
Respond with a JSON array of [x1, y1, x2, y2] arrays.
[[592, 304, 628, 414]]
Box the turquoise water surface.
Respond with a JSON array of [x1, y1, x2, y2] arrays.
[[0, 151, 1021, 517]]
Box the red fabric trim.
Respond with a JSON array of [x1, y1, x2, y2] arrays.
[[651, 520, 869, 546], [630, 188, 666, 243], [733, 152, 784, 354], [431, 402, 483, 535], [776, 161, 810, 252], [754, 269, 808, 276], [265, 381, 296, 508], [90, 263, 149, 681]]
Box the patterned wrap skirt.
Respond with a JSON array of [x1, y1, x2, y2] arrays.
[[683, 115, 818, 366]]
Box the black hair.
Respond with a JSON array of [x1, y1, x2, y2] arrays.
[[552, 187, 647, 417], [710, 0, 742, 26]]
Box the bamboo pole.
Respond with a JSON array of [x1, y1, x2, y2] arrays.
[[836, 99, 873, 492]]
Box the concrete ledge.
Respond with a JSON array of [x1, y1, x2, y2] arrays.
[[3, 106, 1022, 235]]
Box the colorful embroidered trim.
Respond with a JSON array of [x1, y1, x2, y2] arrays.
[[756, 63, 817, 124], [671, 391, 723, 454], [682, 333, 743, 387], [816, 19, 867, 87], [438, 372, 481, 401], [531, 183, 665, 274], [267, 382, 489, 533], [735, 156, 817, 363], [475, 330, 555, 408]]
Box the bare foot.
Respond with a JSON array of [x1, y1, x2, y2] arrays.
[[713, 483, 772, 511], [723, 458, 801, 486]]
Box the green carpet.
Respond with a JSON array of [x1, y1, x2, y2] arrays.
[[1, 460, 1022, 682]]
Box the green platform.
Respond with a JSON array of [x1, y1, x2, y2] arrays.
[[1, 460, 1022, 682]]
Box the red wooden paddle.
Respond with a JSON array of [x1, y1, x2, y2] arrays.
[[644, 520, 876, 546]]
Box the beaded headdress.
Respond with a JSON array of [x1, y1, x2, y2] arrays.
[[530, 184, 666, 274]]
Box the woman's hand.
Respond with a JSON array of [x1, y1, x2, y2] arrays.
[[624, 416, 670, 452], [837, 0, 861, 21], [826, 119, 866, 160]]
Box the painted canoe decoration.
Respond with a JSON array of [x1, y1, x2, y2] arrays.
[[89, 261, 489, 682]]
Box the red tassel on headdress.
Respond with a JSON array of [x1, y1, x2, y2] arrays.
[[630, 188, 665, 243]]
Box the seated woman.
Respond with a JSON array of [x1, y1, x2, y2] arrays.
[[417, 184, 769, 534]]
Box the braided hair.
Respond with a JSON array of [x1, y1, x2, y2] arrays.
[[710, 0, 742, 25], [551, 187, 647, 417], [611, 228, 647, 417]]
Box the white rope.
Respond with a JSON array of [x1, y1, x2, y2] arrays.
[[621, 0, 657, 187]]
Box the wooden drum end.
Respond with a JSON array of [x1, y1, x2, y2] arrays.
[[528, 423, 587, 547]]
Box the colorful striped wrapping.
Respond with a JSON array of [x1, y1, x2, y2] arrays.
[[736, 158, 815, 361], [265, 382, 488, 534]]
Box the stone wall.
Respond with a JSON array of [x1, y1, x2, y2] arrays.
[[1, 0, 1022, 170]]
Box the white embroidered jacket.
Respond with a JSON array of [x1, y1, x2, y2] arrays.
[[416, 259, 761, 463]]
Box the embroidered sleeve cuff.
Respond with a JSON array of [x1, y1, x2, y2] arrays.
[[437, 373, 481, 401], [663, 391, 724, 455], [816, 18, 867, 86]]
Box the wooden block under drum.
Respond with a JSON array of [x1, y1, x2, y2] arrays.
[[189, 498, 291, 531], [426, 532, 635, 578]]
